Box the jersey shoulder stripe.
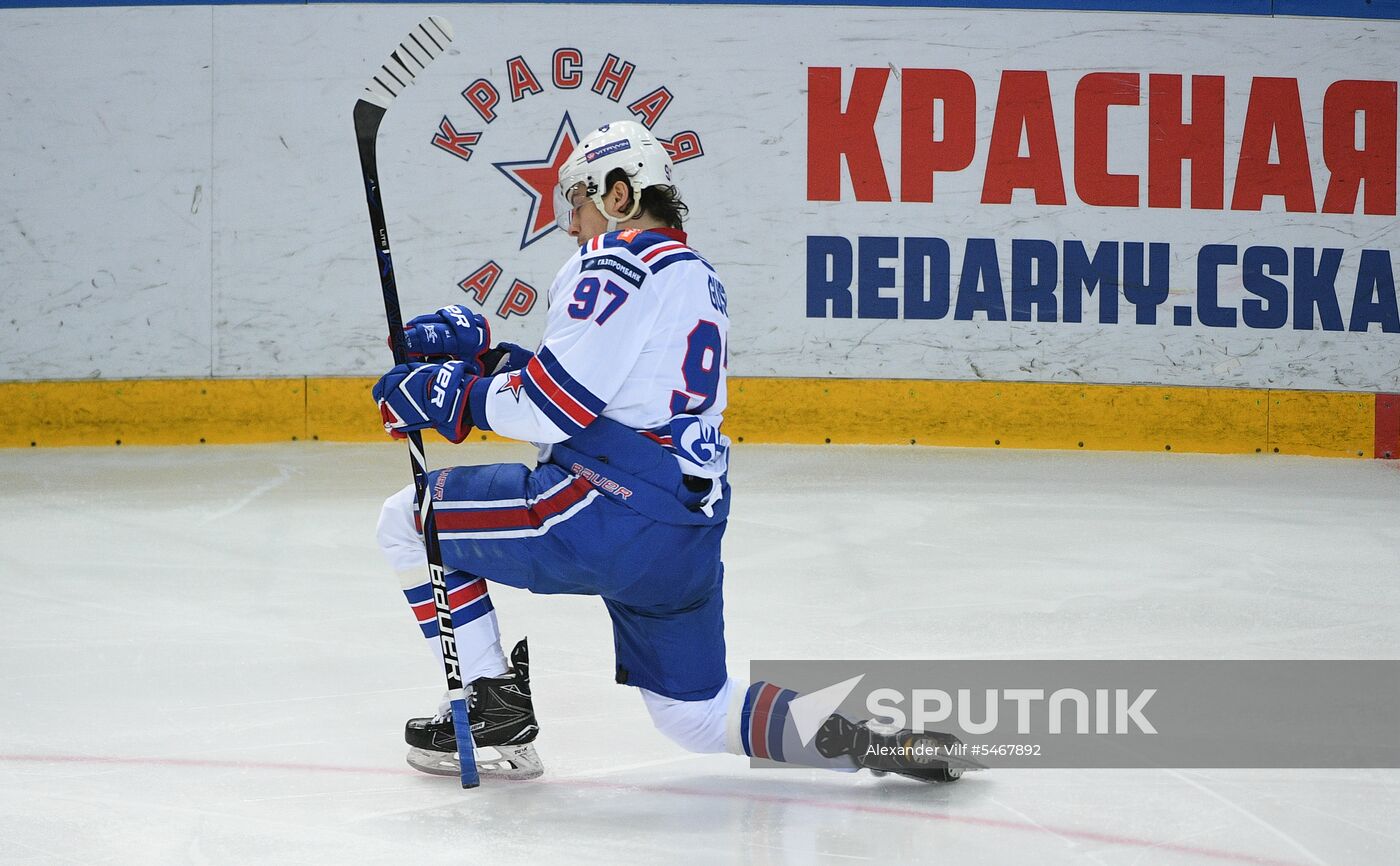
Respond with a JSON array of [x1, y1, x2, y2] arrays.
[[581, 230, 711, 278], [599, 228, 682, 257], [648, 250, 713, 275], [637, 240, 688, 263]]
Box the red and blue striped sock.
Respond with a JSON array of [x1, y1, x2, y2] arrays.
[[402, 569, 508, 685], [738, 681, 855, 770]]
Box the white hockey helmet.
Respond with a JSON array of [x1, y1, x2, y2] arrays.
[[556, 120, 675, 233]]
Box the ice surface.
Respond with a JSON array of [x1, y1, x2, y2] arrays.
[[1, 442, 1397, 865]]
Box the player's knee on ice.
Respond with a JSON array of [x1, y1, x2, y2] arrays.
[[640, 677, 744, 755], [376, 483, 426, 573]]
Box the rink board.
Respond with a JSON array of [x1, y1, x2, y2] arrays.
[[1, 376, 1387, 458], [0, 4, 1398, 394]]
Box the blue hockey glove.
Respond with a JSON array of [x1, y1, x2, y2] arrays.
[[480, 341, 534, 375], [372, 361, 478, 443], [398, 305, 491, 364]]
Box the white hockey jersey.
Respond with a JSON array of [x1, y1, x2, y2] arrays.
[[468, 228, 731, 477]]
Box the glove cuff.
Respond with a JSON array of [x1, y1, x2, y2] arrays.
[[468, 375, 494, 432]]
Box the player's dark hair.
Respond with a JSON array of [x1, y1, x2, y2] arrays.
[[605, 167, 688, 230]]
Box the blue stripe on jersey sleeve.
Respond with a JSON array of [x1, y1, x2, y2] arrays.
[[537, 346, 607, 415], [521, 371, 587, 437]]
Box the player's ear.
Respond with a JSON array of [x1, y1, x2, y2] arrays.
[[607, 179, 633, 214]]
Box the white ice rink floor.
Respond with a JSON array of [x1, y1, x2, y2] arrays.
[[1, 441, 1397, 865]]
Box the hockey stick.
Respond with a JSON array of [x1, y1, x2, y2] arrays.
[[352, 15, 480, 789]]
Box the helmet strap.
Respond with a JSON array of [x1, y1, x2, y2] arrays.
[[592, 183, 644, 233]]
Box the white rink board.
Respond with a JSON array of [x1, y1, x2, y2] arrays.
[[0, 7, 214, 381], [1, 4, 1397, 389]]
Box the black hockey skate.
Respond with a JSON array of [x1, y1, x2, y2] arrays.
[[815, 714, 982, 783], [405, 638, 543, 781]]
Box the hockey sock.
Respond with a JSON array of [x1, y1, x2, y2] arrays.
[[731, 680, 858, 771], [398, 568, 509, 689]]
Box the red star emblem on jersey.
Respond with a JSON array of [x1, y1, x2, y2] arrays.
[[497, 370, 526, 402], [494, 113, 580, 250]]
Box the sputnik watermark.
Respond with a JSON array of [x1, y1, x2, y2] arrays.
[[754, 660, 1400, 769], [867, 687, 1157, 735], [784, 674, 1155, 750]]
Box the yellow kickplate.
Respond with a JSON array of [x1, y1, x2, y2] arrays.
[[0, 379, 305, 448], [0, 376, 1376, 459], [307, 377, 382, 443], [1268, 390, 1373, 458], [726, 378, 1275, 455]]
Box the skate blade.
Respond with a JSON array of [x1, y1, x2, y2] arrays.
[[475, 743, 544, 781], [406, 747, 461, 777], [870, 764, 973, 782], [867, 741, 987, 783], [909, 733, 989, 774], [869, 763, 975, 783], [406, 743, 544, 781]]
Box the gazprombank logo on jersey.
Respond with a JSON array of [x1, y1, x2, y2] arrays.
[[429, 49, 706, 321]]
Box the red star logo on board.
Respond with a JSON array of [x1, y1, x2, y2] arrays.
[[497, 370, 526, 402], [494, 113, 580, 250]]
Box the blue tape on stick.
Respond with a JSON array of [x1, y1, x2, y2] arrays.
[[452, 698, 479, 788]]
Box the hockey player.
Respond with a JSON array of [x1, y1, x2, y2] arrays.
[[373, 121, 964, 784]]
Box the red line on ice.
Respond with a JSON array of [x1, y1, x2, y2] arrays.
[[0, 753, 1307, 866]]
